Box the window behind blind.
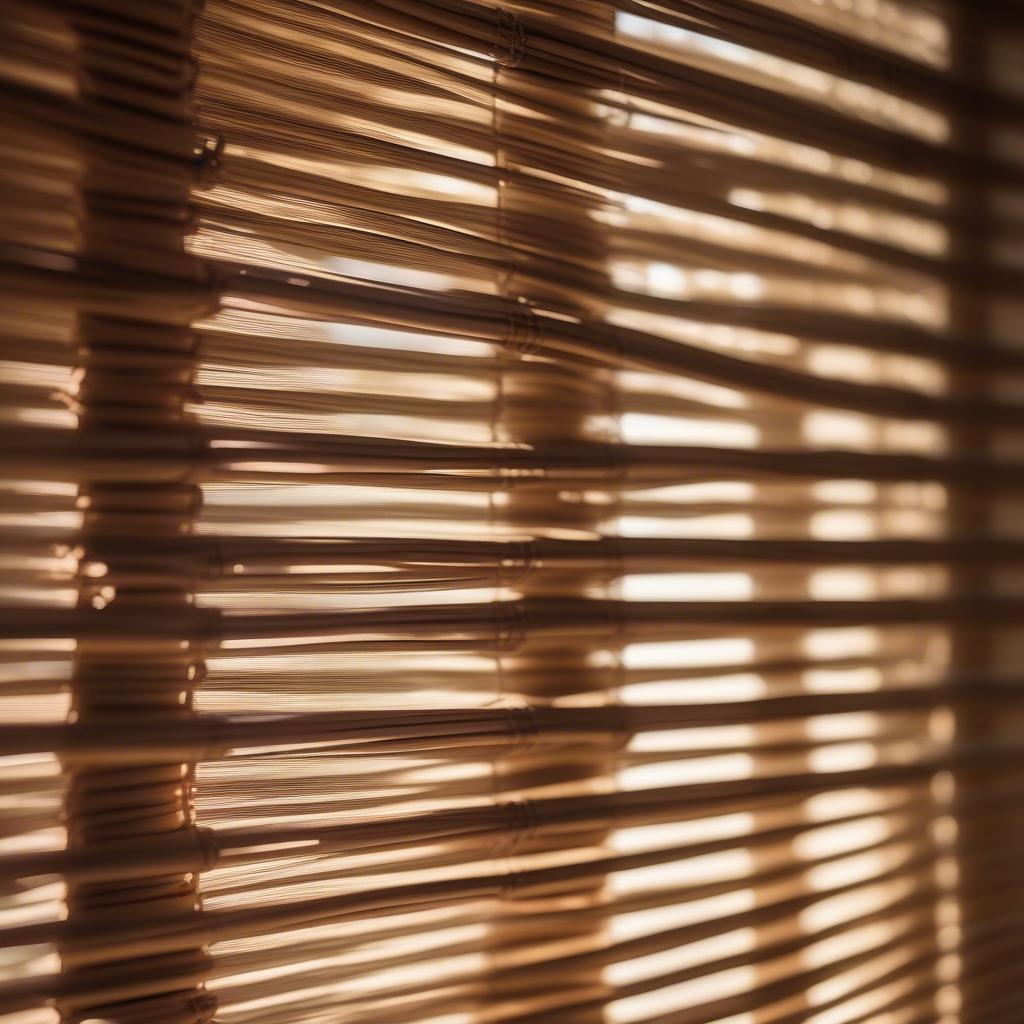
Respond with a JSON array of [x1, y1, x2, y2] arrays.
[[1, 2, 1023, 1024]]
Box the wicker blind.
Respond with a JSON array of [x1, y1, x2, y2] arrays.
[[1, 1, 1023, 1023]]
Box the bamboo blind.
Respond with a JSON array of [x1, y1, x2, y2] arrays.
[[1, 1, 1023, 1023]]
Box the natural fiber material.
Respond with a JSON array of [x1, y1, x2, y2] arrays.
[[1, 1, 1022, 1023]]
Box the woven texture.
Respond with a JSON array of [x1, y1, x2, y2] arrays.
[[1, 2, 1022, 1023]]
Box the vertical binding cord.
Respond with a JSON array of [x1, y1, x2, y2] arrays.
[[58, 2, 215, 1021], [948, 11, 1002, 1024], [487, 5, 621, 1020]]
